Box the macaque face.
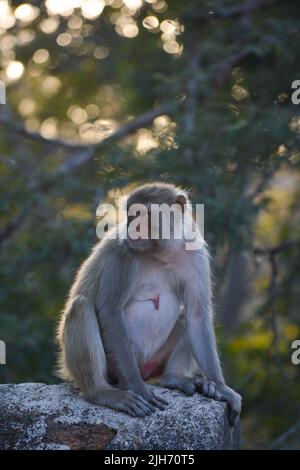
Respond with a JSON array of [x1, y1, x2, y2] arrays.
[[126, 195, 187, 253], [127, 204, 156, 252]]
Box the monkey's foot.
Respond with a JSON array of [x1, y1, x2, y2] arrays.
[[194, 378, 220, 399], [86, 389, 158, 418], [160, 375, 241, 427], [160, 374, 196, 396]]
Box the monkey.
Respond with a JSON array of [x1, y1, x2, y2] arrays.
[[56, 182, 241, 425]]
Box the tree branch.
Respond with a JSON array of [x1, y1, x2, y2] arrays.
[[0, 105, 168, 156], [0, 106, 169, 248], [253, 240, 300, 256], [213, 50, 253, 87], [216, 0, 276, 19], [271, 420, 300, 449], [184, 0, 276, 23], [0, 211, 29, 247], [0, 117, 83, 150], [183, 45, 202, 165], [253, 240, 300, 379]]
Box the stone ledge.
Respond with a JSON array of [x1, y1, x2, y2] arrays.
[[0, 383, 240, 450]]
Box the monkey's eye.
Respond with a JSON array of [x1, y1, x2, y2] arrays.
[[127, 210, 146, 223]]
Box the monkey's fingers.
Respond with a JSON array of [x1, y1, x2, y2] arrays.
[[113, 398, 145, 418], [110, 391, 153, 417], [228, 406, 239, 427], [159, 395, 168, 405], [128, 400, 151, 418], [130, 392, 157, 414], [151, 391, 168, 406], [213, 386, 241, 427], [195, 378, 217, 399], [195, 377, 205, 392], [225, 396, 241, 427], [148, 392, 168, 410]]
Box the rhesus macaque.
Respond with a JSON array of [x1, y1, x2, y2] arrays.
[[57, 183, 241, 425]]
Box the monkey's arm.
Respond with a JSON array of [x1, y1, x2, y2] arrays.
[[183, 252, 224, 384], [183, 248, 242, 425], [98, 304, 141, 385], [97, 304, 166, 411], [95, 243, 166, 410]]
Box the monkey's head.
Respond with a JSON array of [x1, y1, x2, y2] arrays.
[[125, 183, 189, 253]]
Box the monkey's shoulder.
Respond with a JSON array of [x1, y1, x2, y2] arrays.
[[92, 236, 130, 260]]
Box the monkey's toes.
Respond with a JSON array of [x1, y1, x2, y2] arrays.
[[195, 378, 217, 399], [161, 376, 196, 396], [111, 391, 152, 417], [147, 392, 168, 410], [179, 380, 196, 396]]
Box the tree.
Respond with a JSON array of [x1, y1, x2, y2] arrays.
[[0, 0, 299, 448]]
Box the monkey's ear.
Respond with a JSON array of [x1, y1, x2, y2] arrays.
[[175, 194, 187, 212]]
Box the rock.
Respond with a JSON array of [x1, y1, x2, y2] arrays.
[[0, 383, 240, 450]]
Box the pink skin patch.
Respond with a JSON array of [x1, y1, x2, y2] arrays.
[[147, 294, 160, 310], [108, 361, 162, 382], [140, 362, 157, 379], [140, 361, 164, 379]]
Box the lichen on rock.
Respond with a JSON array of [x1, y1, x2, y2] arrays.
[[0, 383, 240, 450]]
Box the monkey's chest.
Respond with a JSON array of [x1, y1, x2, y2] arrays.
[[124, 282, 180, 362]]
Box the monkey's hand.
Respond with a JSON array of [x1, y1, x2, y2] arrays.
[[195, 378, 242, 427], [125, 380, 168, 412]]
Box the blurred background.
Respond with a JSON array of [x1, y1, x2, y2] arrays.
[[0, 0, 299, 449]]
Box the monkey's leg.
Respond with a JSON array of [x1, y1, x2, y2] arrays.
[[61, 295, 155, 417], [160, 320, 200, 396], [160, 325, 223, 400]]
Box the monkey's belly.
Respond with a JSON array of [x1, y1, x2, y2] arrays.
[[125, 287, 181, 366]]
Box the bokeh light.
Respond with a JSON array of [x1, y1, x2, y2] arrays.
[[18, 98, 36, 117], [231, 85, 249, 101], [57, 32, 72, 47], [68, 106, 88, 125], [40, 76, 62, 96], [16, 29, 36, 46], [123, 0, 143, 9], [136, 128, 158, 155], [93, 46, 110, 59], [40, 17, 60, 34], [81, 0, 105, 19], [45, 0, 78, 17], [5, 61, 24, 81], [142, 16, 159, 31], [33, 49, 50, 64], [14, 4, 40, 23], [0, 1, 16, 29], [40, 118, 58, 139]]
